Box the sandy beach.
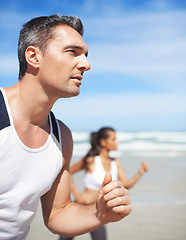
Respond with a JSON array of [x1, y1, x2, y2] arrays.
[[27, 202, 186, 240]]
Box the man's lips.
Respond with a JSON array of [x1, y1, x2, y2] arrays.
[[71, 75, 83, 81], [71, 75, 83, 86]]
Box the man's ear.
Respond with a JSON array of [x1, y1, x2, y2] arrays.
[[25, 46, 42, 69]]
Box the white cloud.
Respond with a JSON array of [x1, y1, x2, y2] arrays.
[[52, 92, 186, 118], [51, 92, 186, 131], [84, 10, 186, 93], [88, 39, 186, 74], [84, 10, 186, 39]]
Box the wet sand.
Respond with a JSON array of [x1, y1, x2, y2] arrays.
[[27, 203, 186, 240]]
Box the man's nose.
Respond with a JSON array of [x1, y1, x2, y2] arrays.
[[77, 55, 91, 72]]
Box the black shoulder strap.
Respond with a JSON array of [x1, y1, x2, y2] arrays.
[[0, 90, 10, 130], [50, 111, 60, 143]]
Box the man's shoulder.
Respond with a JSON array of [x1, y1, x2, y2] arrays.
[[56, 119, 73, 164], [57, 119, 73, 149], [0, 89, 10, 131], [57, 119, 72, 137]]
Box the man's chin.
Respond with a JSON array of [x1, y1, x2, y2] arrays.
[[61, 90, 80, 98], [71, 91, 80, 98]]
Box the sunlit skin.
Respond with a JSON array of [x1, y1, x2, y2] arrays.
[[70, 130, 149, 204], [31, 25, 91, 100]]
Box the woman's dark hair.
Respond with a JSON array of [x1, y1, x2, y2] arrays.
[[82, 127, 115, 169], [18, 14, 84, 79]]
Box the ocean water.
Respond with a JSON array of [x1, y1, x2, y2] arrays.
[[71, 131, 186, 206]]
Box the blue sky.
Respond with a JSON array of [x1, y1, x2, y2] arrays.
[[0, 0, 186, 131]]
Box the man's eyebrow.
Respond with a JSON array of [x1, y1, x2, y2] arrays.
[[65, 45, 88, 57]]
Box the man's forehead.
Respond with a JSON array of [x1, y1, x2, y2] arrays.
[[52, 25, 88, 50], [53, 25, 83, 42]]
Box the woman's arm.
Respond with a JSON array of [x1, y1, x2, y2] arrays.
[[116, 159, 149, 189], [70, 158, 84, 174]]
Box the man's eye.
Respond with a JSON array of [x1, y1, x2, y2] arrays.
[[68, 49, 76, 55]]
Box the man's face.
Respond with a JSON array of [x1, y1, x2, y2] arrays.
[[38, 25, 91, 98]]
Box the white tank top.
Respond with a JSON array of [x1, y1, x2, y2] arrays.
[[84, 155, 118, 190], [0, 88, 63, 239]]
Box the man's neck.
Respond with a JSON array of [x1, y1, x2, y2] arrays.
[[5, 78, 56, 127]]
